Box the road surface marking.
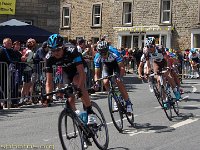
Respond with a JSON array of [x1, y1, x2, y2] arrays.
[[128, 118, 199, 136], [170, 118, 198, 128]]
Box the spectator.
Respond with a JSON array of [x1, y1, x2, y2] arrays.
[[20, 38, 36, 105], [77, 39, 86, 53], [34, 41, 49, 62], [0, 38, 16, 108], [11, 41, 23, 107]]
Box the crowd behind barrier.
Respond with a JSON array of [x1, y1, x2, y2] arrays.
[[1, 36, 199, 109], [0, 60, 95, 108], [0, 56, 198, 108]]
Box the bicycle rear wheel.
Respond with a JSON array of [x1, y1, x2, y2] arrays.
[[160, 86, 172, 121], [58, 109, 84, 150], [108, 92, 123, 132], [91, 101, 109, 150]]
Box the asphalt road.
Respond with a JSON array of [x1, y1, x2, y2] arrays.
[[0, 74, 200, 150]]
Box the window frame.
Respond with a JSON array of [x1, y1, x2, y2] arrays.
[[122, 2, 132, 26], [160, 0, 171, 24], [198, 0, 200, 23], [91, 3, 102, 27], [61, 4, 71, 28]]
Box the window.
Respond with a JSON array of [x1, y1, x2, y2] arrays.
[[193, 34, 200, 48], [123, 2, 132, 25], [62, 6, 71, 28], [91, 37, 99, 44], [76, 37, 84, 42], [92, 4, 102, 27], [160, 0, 171, 24]]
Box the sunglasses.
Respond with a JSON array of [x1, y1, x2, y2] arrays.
[[50, 47, 62, 52]]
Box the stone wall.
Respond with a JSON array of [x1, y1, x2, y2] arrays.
[[0, 0, 60, 33], [112, 0, 199, 49], [59, 0, 114, 43]]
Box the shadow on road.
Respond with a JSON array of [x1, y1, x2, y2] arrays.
[[121, 123, 175, 134], [108, 147, 130, 150]]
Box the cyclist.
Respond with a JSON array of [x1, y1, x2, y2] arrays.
[[143, 37, 181, 104], [138, 51, 154, 92], [45, 34, 96, 125], [93, 40, 133, 114], [188, 48, 200, 78]]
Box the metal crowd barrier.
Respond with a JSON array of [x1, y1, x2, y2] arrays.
[[0, 60, 95, 108]]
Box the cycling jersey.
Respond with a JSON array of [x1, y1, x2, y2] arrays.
[[144, 46, 165, 62], [94, 45, 123, 68], [189, 52, 200, 61], [45, 44, 83, 75]]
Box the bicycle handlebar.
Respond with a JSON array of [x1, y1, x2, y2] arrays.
[[42, 83, 82, 98], [95, 72, 120, 82]]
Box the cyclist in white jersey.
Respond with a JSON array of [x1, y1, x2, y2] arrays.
[[188, 48, 200, 78], [144, 37, 181, 102]]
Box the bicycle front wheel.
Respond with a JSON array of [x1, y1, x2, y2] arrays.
[[153, 84, 162, 107], [172, 99, 179, 116], [160, 86, 172, 121], [91, 101, 109, 150], [108, 92, 123, 132], [58, 109, 84, 150]]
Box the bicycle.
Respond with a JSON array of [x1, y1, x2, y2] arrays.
[[43, 83, 109, 150], [96, 73, 134, 133], [148, 69, 179, 121]]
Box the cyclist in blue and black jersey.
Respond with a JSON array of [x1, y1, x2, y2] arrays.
[[93, 40, 133, 114], [45, 34, 96, 125]]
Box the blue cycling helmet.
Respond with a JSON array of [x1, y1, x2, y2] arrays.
[[97, 41, 109, 54], [47, 34, 64, 49], [145, 37, 155, 46], [190, 48, 197, 53]]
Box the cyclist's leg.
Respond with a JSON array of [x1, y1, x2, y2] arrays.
[[113, 62, 133, 113], [72, 72, 96, 125], [153, 61, 167, 101]]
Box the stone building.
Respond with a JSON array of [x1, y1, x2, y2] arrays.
[[60, 0, 200, 50], [0, 0, 60, 34]]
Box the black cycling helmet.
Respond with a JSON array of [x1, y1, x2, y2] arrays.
[[97, 41, 109, 54], [47, 34, 64, 50]]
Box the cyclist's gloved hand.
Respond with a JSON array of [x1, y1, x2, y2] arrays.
[[93, 84, 100, 91], [75, 87, 82, 98]]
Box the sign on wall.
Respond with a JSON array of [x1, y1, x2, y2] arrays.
[[0, 0, 16, 15]]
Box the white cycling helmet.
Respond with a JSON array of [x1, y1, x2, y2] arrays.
[[145, 37, 155, 46], [97, 41, 109, 54]]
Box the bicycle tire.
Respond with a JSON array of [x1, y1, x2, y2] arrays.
[[172, 100, 179, 116], [153, 84, 162, 107], [108, 92, 123, 132], [91, 101, 109, 150], [160, 85, 172, 121], [125, 109, 134, 126], [58, 109, 85, 150]]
